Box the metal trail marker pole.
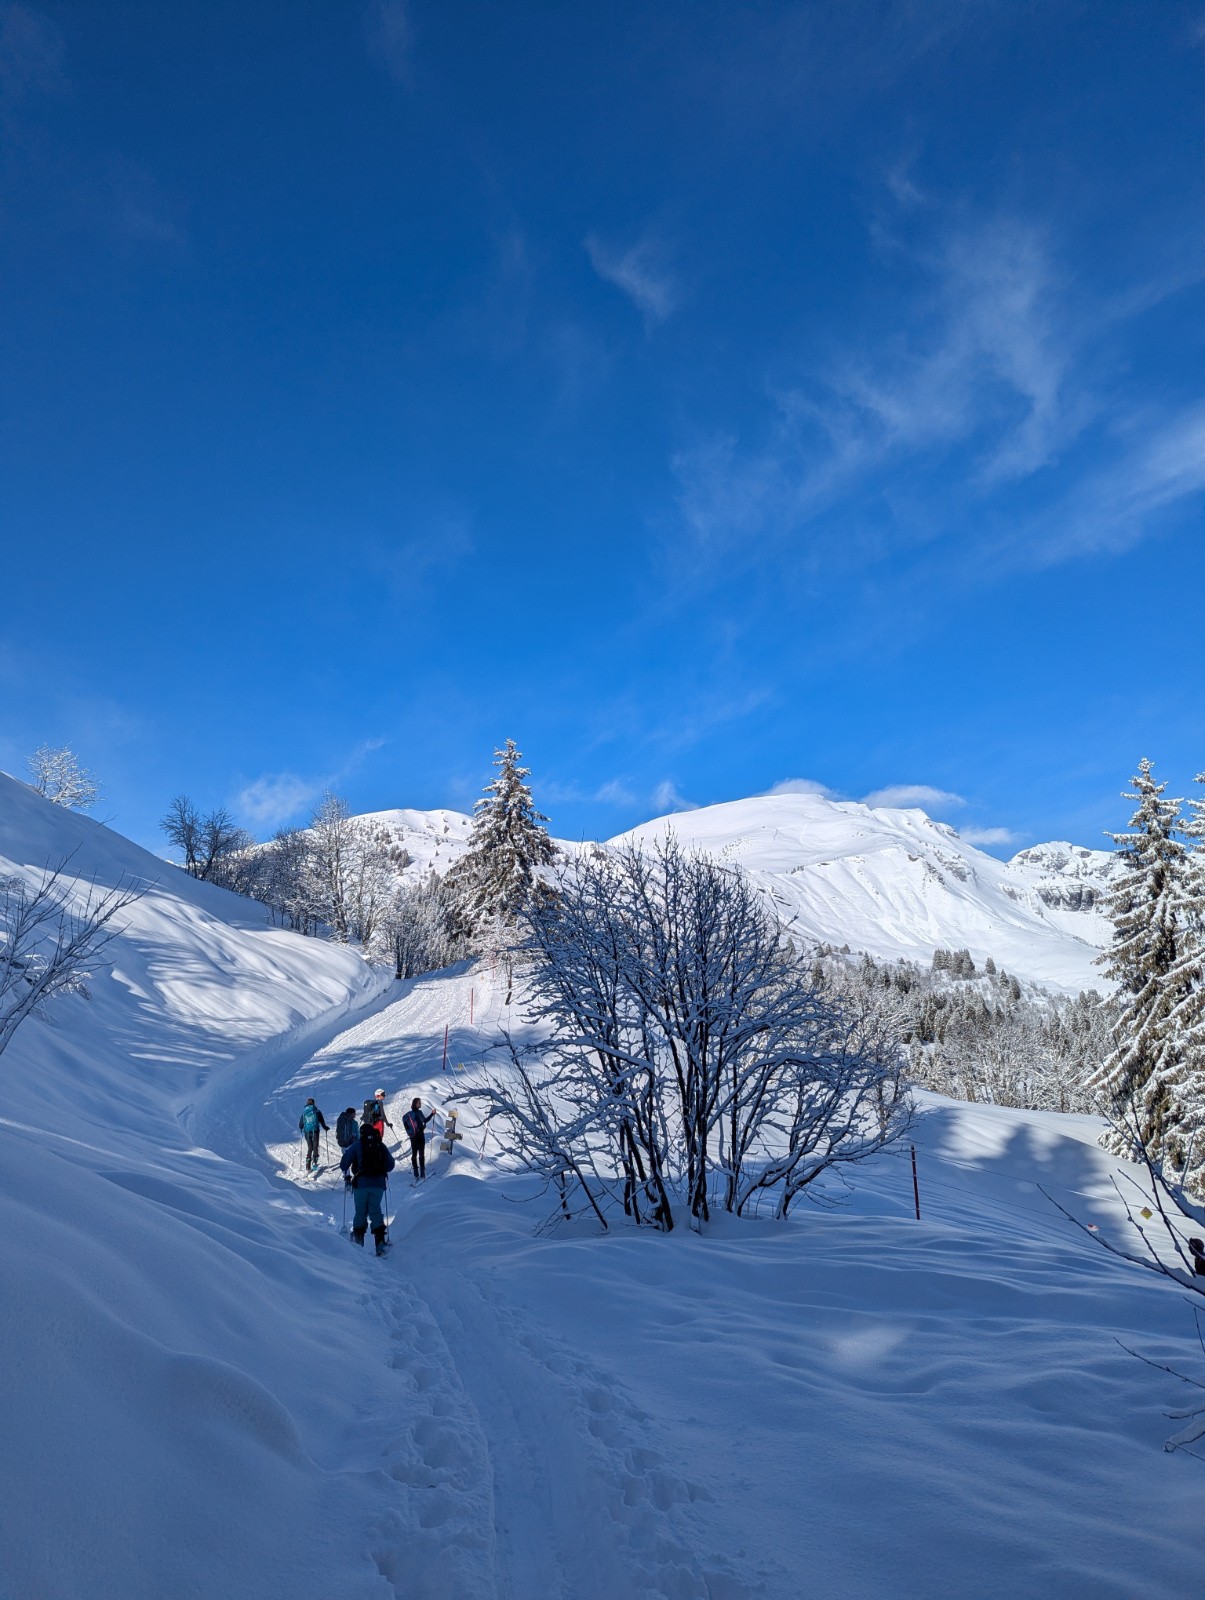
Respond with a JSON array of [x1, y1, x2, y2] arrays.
[[470, 987, 474, 1026], [911, 1144, 921, 1220], [441, 1023, 449, 1073]]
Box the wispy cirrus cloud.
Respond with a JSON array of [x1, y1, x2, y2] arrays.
[[585, 233, 678, 324], [673, 195, 1205, 581], [651, 779, 698, 814], [0, 3, 65, 103], [365, 0, 413, 87]]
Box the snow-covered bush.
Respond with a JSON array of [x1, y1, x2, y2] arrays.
[[27, 745, 101, 812]]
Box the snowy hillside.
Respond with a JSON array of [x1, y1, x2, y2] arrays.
[[621, 794, 1116, 993], [1, 775, 1201, 1598], [332, 793, 1115, 995]]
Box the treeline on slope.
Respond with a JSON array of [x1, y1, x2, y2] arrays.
[[158, 739, 554, 981], [806, 945, 1113, 1115]]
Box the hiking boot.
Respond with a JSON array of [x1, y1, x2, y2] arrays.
[[352, 1230, 365, 1247]]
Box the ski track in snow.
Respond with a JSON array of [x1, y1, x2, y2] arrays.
[[198, 964, 766, 1599]]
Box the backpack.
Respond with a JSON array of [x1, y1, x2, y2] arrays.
[[403, 1109, 424, 1141], [363, 1098, 380, 1127], [336, 1109, 358, 1148], [357, 1125, 390, 1179], [301, 1105, 319, 1135]]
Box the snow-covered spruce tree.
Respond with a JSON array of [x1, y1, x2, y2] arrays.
[[1089, 760, 1191, 1172], [1164, 772, 1205, 1193], [445, 740, 556, 942], [27, 745, 101, 812]]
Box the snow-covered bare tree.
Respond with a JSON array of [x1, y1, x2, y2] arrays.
[[0, 860, 141, 1060], [380, 871, 468, 978], [461, 836, 910, 1231], [445, 740, 556, 942], [27, 746, 101, 812], [1090, 760, 1192, 1173]]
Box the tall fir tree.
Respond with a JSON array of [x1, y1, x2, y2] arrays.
[[1164, 772, 1205, 1192], [446, 740, 556, 936], [1089, 760, 1190, 1171]]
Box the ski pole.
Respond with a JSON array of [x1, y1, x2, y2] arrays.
[[341, 1177, 348, 1235]]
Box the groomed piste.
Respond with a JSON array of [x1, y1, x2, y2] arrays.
[[1, 770, 1199, 1599]]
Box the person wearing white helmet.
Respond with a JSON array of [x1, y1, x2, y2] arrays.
[[362, 1088, 394, 1140]]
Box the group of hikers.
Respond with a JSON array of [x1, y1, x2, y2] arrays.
[[296, 1089, 437, 1256]]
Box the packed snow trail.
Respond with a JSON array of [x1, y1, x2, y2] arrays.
[[191, 958, 1205, 1600]]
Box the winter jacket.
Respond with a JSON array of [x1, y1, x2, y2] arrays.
[[298, 1105, 328, 1135], [403, 1108, 434, 1142], [340, 1135, 396, 1189]]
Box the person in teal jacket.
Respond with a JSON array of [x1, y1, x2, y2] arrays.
[[298, 1098, 328, 1172]]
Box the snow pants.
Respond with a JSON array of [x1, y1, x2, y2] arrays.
[[409, 1135, 426, 1180], [304, 1129, 321, 1170], [352, 1185, 386, 1240]]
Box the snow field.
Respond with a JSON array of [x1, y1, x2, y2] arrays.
[[1, 773, 1200, 1598]]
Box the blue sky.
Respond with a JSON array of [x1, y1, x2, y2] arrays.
[[3, 0, 1205, 854]]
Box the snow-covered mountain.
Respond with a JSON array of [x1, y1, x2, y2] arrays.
[[1, 773, 1199, 1599], [366, 793, 1117, 994]]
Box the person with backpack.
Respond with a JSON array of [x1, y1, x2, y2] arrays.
[[340, 1122, 395, 1254], [297, 1098, 328, 1173], [402, 1097, 436, 1181], [363, 1089, 394, 1140], [335, 1107, 359, 1149]]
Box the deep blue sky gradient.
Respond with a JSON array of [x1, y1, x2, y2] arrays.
[[3, 1, 1205, 851]]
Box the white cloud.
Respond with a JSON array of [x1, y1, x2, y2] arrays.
[[596, 778, 638, 807], [651, 779, 698, 814], [959, 825, 1022, 846], [585, 234, 677, 324], [235, 773, 323, 830], [766, 777, 838, 798], [862, 784, 965, 811]]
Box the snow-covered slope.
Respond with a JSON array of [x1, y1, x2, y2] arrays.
[[1, 775, 1199, 1598], [620, 794, 1116, 993], [0, 773, 395, 1598]]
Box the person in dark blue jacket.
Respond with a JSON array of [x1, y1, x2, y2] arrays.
[[340, 1123, 395, 1253], [402, 1097, 436, 1181]]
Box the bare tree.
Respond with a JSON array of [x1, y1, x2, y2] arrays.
[[0, 859, 142, 1060], [161, 795, 202, 875], [27, 745, 101, 812], [459, 836, 910, 1231]]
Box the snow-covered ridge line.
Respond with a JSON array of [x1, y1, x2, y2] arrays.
[[358, 793, 1115, 994]]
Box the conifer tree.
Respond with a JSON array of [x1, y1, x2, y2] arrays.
[[1165, 773, 1205, 1191], [446, 740, 556, 936], [1089, 760, 1189, 1170]]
